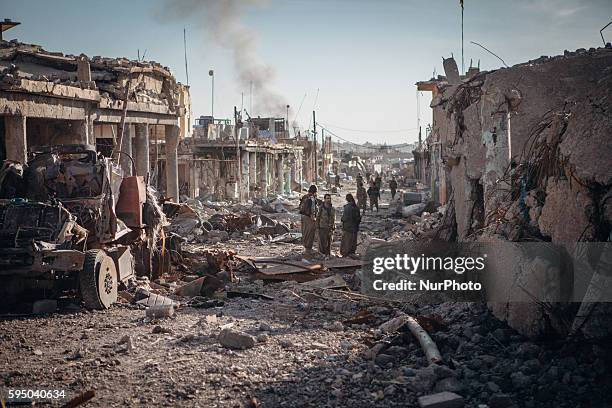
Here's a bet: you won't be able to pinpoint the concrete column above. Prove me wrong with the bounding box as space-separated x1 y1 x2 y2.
285 160 291 194
290 158 297 193
276 155 284 194
77 57 92 82
298 152 303 188
262 154 269 197
249 151 257 197
76 116 94 145
241 150 250 200
134 123 150 178
118 124 133 176
165 125 180 202
5 115 27 163
190 161 200 198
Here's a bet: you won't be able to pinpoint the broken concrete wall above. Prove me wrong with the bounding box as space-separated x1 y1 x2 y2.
433 48 612 337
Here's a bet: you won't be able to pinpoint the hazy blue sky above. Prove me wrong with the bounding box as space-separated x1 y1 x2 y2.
3 0 610 144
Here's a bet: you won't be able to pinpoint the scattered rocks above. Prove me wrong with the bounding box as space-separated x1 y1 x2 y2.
417 391 464 408
408 366 439 392
331 388 343 398
489 394 513 408
515 343 540 359
152 325 174 334
279 339 294 349
364 343 385 360
375 353 395 366
434 377 464 393
146 304 175 319
259 322 273 332
324 321 344 332
510 372 532 388
118 335 134 352
217 329 256 350
486 381 500 393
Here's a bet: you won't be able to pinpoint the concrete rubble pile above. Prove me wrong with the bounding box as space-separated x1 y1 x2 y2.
0 39 184 110
87 271 609 407
163 195 301 244
359 204 446 244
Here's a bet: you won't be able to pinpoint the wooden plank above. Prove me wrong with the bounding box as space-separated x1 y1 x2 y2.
256 263 321 276
322 258 368 269
302 274 347 289
252 271 318 283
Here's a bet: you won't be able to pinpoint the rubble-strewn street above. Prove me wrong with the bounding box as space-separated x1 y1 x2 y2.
2 188 611 407
2 2 612 407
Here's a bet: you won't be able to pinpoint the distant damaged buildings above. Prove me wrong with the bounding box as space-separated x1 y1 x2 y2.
0 39 191 202
181 114 313 201
0 36 318 205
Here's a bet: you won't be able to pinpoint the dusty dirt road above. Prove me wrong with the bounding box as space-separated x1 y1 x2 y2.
1 188 610 407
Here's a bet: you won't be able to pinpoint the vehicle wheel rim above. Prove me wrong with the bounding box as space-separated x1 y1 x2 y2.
98 256 117 307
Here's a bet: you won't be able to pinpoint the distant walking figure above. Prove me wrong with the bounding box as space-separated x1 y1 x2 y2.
340 193 361 257
367 182 380 212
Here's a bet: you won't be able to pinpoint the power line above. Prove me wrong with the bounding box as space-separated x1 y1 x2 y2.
470 41 509 68
293 92 307 125
316 123 415 150
318 122 419 134
309 88 320 129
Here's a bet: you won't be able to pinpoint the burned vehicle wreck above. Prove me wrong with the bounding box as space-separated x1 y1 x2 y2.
0 144 164 310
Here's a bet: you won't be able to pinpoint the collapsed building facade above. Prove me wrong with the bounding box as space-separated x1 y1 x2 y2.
0 39 191 202
416 47 612 337
179 115 309 201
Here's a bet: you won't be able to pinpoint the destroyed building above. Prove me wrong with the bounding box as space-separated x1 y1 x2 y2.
179 114 308 201
415 48 612 337
0 39 191 202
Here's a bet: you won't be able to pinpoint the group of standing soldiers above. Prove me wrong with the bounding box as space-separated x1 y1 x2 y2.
299 172 399 258
299 185 361 258
355 172 398 214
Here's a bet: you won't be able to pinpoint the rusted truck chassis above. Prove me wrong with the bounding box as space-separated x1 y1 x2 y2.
0 145 159 309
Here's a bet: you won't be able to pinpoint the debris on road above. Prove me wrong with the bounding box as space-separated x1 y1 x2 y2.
417 391 464 408
379 313 443 364
60 389 96 408
146 304 175 319
218 328 256 350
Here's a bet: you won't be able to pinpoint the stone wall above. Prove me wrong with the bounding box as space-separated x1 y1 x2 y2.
432 48 612 337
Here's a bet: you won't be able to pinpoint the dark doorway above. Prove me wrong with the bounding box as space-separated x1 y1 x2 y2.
0 116 6 162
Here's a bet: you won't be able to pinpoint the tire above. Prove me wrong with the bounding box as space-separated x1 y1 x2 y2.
79 249 118 310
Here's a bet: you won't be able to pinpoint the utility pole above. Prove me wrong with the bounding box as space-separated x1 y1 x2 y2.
460 0 464 74
250 81 253 115
286 104 290 138
418 126 422 148
234 106 241 202
312 110 317 182
209 70 214 118
321 127 325 176
183 28 189 85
